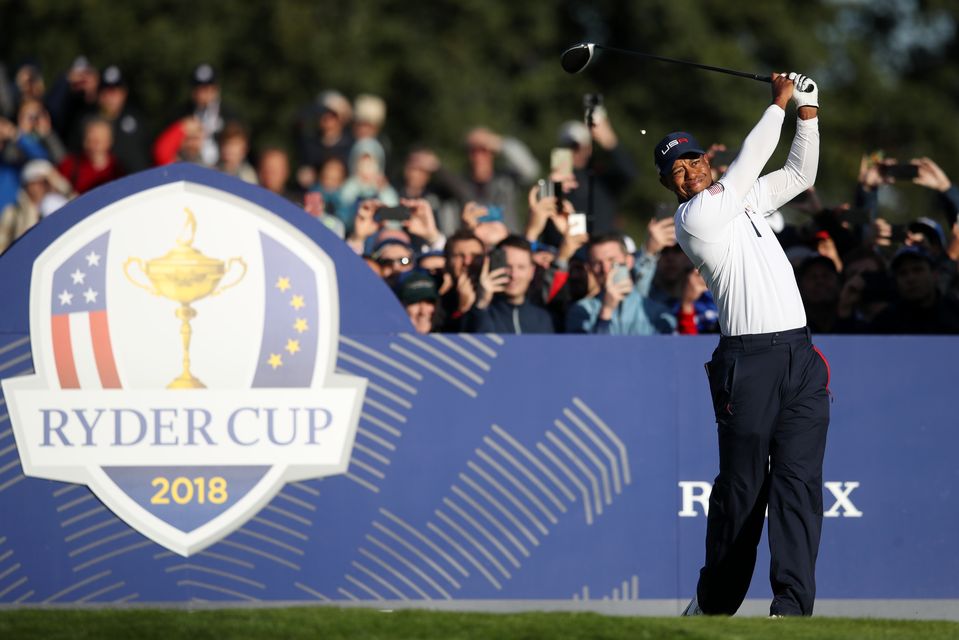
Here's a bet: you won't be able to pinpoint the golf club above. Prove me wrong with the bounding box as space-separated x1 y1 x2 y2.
562 42 790 86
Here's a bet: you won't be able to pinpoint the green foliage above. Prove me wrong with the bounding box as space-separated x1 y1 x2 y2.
1 0 956 238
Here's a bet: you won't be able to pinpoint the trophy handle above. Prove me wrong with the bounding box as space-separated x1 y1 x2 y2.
123 257 159 295
210 257 248 297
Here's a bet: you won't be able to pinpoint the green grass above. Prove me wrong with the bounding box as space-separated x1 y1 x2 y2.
2 608 958 640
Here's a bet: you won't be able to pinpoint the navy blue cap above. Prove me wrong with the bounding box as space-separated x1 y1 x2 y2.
891 245 935 271
653 132 706 176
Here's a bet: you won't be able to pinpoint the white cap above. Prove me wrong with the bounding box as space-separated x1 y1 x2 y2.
21 159 54 184
558 120 591 148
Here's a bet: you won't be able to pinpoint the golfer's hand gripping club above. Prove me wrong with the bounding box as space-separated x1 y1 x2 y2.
787 72 819 109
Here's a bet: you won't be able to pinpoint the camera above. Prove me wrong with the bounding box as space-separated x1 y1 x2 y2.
583 93 604 128
879 164 919 180
374 205 411 223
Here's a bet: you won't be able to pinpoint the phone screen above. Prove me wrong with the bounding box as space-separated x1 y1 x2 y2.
881 164 919 179
374 205 411 222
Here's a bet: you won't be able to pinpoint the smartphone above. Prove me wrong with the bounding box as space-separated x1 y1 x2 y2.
550 148 573 178
374 205 411 223
568 212 588 236
612 264 631 285
880 164 919 179
654 202 674 221
488 248 508 273
477 205 504 224
536 179 555 201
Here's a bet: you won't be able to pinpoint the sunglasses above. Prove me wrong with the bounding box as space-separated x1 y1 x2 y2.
376 256 412 268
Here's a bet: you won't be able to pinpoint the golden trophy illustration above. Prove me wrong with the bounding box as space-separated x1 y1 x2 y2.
124 208 247 389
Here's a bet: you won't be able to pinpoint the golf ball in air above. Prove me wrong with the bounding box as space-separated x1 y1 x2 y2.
641 129 646 135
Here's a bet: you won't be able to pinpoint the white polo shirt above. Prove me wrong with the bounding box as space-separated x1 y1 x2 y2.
675 105 819 336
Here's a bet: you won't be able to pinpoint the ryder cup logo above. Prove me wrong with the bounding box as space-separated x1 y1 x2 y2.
2 180 366 556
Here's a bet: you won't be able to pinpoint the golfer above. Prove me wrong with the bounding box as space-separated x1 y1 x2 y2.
656 72 829 617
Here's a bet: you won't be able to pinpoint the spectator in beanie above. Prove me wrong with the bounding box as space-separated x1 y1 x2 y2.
45 55 99 151
396 270 441 334
178 63 237 166
796 254 842 333
371 237 414 287
338 137 398 231
295 90 354 190
96 65 149 173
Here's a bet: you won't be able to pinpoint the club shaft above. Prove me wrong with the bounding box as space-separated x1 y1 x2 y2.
596 44 771 83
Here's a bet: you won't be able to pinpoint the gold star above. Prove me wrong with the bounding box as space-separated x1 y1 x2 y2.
285 339 301 355
290 294 305 310
267 353 283 369
275 277 291 292
293 318 309 333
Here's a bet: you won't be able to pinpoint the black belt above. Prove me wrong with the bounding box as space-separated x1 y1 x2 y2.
719 326 810 350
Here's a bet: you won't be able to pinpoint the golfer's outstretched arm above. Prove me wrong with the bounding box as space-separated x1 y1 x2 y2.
757 110 820 211
720 73 797 199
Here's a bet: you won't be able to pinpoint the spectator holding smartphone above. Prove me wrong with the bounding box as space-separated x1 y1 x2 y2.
566 233 675 334
439 229 487 332
463 235 554 334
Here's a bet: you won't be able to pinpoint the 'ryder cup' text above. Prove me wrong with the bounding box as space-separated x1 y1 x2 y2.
41 406 332 447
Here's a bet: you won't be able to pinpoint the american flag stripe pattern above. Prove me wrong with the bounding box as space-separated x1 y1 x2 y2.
50 232 121 390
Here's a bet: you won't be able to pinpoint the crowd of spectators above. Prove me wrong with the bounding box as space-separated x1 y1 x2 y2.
2 57 958 335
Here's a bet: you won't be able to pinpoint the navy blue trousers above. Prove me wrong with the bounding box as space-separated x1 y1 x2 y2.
698 326 830 616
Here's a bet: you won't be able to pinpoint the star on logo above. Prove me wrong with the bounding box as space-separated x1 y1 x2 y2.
70 269 86 285
85 251 101 267
58 290 73 306
285 339 300 355
276 276 291 292
267 353 283 370
293 318 309 333
83 288 98 303
290 294 305 310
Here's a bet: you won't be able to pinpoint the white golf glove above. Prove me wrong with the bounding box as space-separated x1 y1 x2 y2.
788 72 818 109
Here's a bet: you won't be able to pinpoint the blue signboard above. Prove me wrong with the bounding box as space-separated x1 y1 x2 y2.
0 166 955 611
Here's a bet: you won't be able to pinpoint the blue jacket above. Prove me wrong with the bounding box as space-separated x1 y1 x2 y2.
565 249 676 335
466 297 554 334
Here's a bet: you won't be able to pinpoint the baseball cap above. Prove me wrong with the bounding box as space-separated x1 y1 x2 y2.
558 120 591 148
191 63 217 86
890 245 935 271
907 217 946 248
20 159 55 184
653 132 705 176
397 270 439 306
100 65 125 88
372 238 413 259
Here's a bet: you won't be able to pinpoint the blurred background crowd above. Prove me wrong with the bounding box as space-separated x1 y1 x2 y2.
2 1 957 336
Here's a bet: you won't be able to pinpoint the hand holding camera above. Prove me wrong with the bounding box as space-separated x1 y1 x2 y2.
351 198 383 243
400 198 441 245
913 157 952 193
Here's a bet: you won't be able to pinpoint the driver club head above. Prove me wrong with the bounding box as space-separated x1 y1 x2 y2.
560 43 596 74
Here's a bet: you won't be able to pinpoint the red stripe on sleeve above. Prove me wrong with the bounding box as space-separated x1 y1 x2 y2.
89 310 121 388
51 315 80 389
